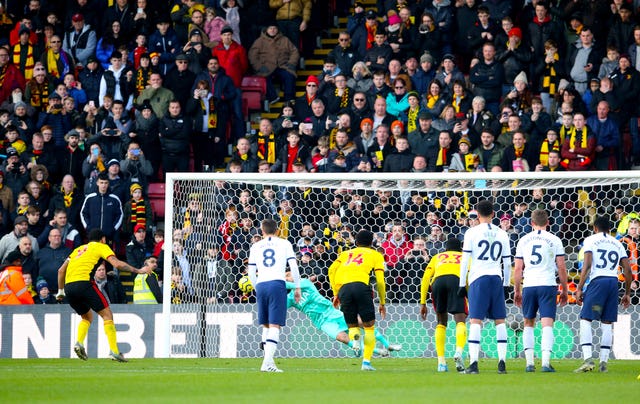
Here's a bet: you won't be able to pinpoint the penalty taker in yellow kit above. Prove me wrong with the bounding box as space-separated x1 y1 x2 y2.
57 229 152 362
420 238 468 373
329 230 386 371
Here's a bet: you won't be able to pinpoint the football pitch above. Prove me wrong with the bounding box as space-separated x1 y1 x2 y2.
2 358 639 403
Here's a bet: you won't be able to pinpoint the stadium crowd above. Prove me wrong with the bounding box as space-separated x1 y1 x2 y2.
1 0 640 306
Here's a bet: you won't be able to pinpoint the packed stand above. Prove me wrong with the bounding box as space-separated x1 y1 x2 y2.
0 0 640 305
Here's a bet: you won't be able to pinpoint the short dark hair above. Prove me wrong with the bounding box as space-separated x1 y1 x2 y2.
594 216 611 232
88 229 105 242
97 172 109 182
531 209 549 226
476 199 494 217
355 230 374 247
261 218 278 235
445 237 462 252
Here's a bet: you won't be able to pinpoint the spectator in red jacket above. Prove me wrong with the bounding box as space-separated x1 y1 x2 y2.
0 47 26 106
212 26 248 88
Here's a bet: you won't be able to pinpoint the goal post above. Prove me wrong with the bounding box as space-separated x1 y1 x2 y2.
159 171 640 358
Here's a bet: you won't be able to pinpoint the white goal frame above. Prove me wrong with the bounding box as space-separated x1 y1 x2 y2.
159 171 640 358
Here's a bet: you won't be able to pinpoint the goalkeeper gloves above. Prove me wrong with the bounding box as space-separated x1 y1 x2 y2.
56 290 65 302
457 287 467 298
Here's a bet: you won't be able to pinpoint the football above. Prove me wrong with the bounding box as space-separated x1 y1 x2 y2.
238 275 253 294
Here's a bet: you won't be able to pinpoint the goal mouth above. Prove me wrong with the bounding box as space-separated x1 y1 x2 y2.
159 171 640 358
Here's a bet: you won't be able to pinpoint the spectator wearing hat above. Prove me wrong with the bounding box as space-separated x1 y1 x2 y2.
3 147 30 198
80 172 123 240
218 0 243 44
353 117 375 155
102 158 127 204
183 28 212 75
248 23 300 103
126 223 151 272
164 53 197 108
450 135 480 172
0 47 26 107
148 16 181 76
566 25 602 96
385 13 411 62
39 34 75 80
0 215 39 262
411 52 436 95
433 53 465 97
78 56 104 105
497 27 532 91
0 249 34 305
62 13 96 67
408 110 438 158
32 277 55 304
294 75 324 122
10 24 40 81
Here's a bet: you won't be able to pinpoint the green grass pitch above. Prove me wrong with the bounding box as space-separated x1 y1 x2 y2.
2 358 639 403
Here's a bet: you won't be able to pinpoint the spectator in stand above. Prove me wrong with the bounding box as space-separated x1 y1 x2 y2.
527 1 564 89
450 136 479 173
364 30 392 73
272 130 312 173
204 7 227 45
501 131 539 172
473 129 503 171
132 101 161 180
11 25 39 81
367 124 394 171
386 12 411 61
248 23 299 104
165 53 197 108
567 26 602 96
609 4 635 64
414 13 442 65
126 223 150 269
434 53 465 97
330 31 359 76
47 176 83 232
411 52 436 96
136 72 175 119
228 137 259 173
381 221 413 286
3 148 30 198
80 172 123 241
365 69 391 105
535 129 562 171
496 28 532 96
0 250 34 305
425 130 455 172
33 278 55 304
270 0 311 49
560 112 597 171
386 77 410 118
384 136 414 172
469 42 504 115
62 13 96 67
467 5 499 61
0 216 39 262
39 34 74 81
182 28 211 75
408 111 438 158
423 79 449 119
35 228 70 293
148 15 181 77
120 142 153 191
587 100 621 170
295 75 323 122
103 0 136 43
159 99 191 175
104 159 128 206
122 183 153 235
95 20 127 69
609 53 640 163
99 50 135 111
25 64 53 114
93 260 126 304
36 93 72 148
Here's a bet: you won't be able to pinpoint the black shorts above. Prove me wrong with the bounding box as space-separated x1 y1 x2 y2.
431 275 467 315
65 280 109 315
338 282 376 325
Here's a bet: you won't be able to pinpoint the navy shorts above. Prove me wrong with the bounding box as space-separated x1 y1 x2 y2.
522 286 557 320
338 282 376 325
468 275 506 320
256 280 287 326
65 280 109 316
580 277 619 322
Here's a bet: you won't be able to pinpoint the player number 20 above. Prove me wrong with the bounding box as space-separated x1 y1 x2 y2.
477 240 503 261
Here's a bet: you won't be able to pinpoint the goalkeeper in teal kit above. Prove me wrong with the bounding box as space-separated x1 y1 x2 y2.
285 273 400 356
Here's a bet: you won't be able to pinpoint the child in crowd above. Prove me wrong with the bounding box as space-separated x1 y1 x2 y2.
123 183 153 235
34 278 57 304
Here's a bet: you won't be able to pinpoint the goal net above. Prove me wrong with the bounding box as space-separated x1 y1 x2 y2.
159 172 640 359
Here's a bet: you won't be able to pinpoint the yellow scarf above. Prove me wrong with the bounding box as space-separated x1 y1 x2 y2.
335 87 349 108
13 44 34 80
62 187 73 208
539 139 560 166
256 132 276 163
452 95 464 113
436 148 448 166
542 52 559 95
569 126 588 150
17 206 28 215
407 107 418 133
279 213 290 238
46 50 60 78
426 94 438 109
96 156 105 172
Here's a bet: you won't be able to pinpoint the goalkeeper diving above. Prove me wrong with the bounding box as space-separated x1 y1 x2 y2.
285 272 401 356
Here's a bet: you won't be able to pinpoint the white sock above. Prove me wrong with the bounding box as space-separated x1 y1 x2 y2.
580 319 593 361
261 327 269 344
263 327 280 366
496 323 507 362
523 326 534 366
468 323 481 364
541 326 554 367
600 323 613 363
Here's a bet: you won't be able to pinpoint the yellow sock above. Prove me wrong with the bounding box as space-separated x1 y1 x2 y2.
348 327 360 343
456 322 467 351
104 320 119 354
435 324 446 361
77 319 91 345
363 326 375 362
